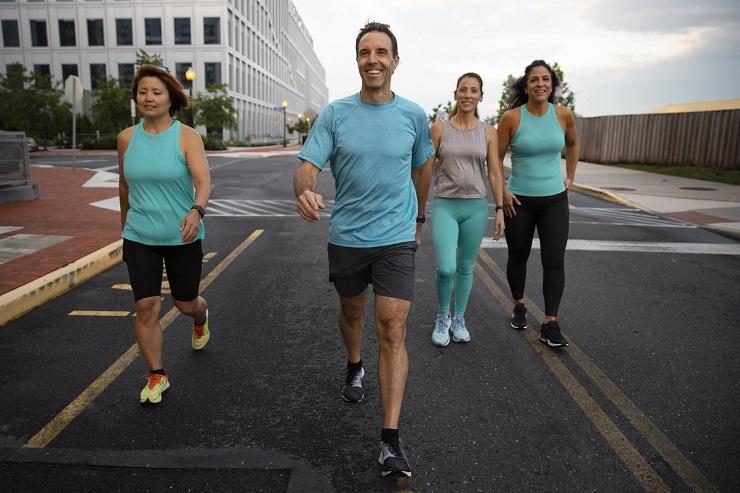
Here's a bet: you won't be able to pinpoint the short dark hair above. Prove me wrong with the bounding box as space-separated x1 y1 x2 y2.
355 21 398 58
510 60 560 109
131 64 190 117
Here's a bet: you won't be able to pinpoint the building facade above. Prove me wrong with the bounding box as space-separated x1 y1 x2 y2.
0 0 328 142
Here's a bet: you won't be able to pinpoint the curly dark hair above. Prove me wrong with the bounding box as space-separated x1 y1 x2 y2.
355 21 398 58
131 64 190 117
509 60 560 109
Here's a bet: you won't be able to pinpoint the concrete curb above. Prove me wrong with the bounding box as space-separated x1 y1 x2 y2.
0 240 123 326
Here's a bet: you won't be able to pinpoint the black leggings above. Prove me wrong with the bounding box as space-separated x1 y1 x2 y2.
504 191 568 317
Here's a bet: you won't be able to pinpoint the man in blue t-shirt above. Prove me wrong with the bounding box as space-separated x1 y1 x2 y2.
293 21 434 479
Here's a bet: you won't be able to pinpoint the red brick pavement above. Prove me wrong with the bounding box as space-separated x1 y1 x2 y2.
0 166 120 295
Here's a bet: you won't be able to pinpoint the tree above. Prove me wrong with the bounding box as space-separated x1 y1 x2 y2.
427 101 454 124
135 49 164 67
0 64 70 142
91 76 132 134
495 63 576 124
192 84 237 136
287 116 311 136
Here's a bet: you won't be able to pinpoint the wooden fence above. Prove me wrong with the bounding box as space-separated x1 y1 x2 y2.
575 110 740 170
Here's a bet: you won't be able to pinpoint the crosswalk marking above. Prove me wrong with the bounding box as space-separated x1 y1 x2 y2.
481 238 740 255
207 199 333 217
570 207 693 228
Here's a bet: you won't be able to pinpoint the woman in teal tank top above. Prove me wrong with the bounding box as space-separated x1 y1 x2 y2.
497 60 579 349
117 65 212 404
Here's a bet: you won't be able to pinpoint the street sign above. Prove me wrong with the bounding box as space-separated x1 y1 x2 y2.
64 75 83 107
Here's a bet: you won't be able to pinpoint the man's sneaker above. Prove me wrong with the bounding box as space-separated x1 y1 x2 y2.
139 373 170 404
451 315 470 343
431 313 451 347
378 440 412 478
511 303 528 330
192 309 210 350
341 366 365 402
539 321 569 348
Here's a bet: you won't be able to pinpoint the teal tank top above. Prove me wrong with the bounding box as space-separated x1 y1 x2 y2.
122 120 204 245
507 103 565 197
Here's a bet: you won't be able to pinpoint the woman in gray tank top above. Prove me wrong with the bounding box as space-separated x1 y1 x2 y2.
429 73 505 347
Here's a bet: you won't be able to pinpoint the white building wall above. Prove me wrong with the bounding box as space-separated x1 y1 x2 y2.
0 0 328 142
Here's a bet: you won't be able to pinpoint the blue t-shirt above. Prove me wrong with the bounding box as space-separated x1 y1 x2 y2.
298 93 434 248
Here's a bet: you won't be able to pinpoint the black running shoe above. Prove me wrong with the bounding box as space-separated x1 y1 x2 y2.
511 303 528 330
378 440 411 478
539 321 568 348
341 366 364 402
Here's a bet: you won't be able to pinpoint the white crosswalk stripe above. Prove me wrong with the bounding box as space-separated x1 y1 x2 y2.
481 238 740 255
207 199 333 217
569 207 692 228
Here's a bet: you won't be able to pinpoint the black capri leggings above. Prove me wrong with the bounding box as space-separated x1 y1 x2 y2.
504 191 568 317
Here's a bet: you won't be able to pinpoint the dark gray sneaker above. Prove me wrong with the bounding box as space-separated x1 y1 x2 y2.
511 303 528 330
378 440 411 478
539 321 568 348
341 366 364 402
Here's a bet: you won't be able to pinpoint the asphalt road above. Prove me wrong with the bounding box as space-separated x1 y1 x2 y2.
2 154 738 492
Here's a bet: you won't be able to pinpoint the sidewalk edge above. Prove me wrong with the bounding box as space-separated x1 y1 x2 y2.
0 240 123 326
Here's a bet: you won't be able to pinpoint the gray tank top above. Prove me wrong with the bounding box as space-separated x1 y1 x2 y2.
433 119 488 198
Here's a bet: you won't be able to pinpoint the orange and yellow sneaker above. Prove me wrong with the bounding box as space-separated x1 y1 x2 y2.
191 309 210 350
139 373 170 404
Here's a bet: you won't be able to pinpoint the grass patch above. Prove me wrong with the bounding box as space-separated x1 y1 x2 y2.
614 164 740 186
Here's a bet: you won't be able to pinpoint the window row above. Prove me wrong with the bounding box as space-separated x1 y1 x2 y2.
11 62 222 91
1 17 221 48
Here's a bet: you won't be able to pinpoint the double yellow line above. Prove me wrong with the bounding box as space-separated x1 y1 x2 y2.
475 249 717 492
25 229 263 449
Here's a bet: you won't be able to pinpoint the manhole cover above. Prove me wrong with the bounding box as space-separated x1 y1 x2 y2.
679 186 717 191
602 187 636 191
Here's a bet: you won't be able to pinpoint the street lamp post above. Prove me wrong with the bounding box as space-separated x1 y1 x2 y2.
281 100 288 147
185 66 196 127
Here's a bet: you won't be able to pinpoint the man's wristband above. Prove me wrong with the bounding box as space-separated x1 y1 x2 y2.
416 215 426 224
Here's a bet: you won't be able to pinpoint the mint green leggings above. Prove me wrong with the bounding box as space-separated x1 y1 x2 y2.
431 197 489 315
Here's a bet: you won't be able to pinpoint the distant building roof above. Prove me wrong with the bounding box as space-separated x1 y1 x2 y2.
649 98 740 114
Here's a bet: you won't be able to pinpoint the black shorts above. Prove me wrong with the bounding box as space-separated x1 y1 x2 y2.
122 239 203 302
327 241 417 301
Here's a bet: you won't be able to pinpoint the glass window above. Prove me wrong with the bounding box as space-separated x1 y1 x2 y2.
205 62 221 88
30 20 48 47
58 19 76 47
116 18 132 46
203 17 220 44
33 64 50 76
2 20 20 47
90 63 106 90
174 18 190 45
175 63 192 88
145 18 162 45
118 63 134 88
62 63 78 81
87 19 104 46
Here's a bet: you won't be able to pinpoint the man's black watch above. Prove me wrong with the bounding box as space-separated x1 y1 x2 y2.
416 215 426 224
191 205 205 218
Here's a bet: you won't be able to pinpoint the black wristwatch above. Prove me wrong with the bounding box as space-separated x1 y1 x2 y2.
191 204 205 218
495 205 504 213
416 215 426 224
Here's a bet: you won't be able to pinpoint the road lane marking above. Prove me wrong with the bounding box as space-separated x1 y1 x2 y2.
482 238 740 255
24 229 264 449
69 310 130 317
476 249 718 492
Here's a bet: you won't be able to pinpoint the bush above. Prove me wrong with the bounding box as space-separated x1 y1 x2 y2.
81 134 118 150
201 135 226 150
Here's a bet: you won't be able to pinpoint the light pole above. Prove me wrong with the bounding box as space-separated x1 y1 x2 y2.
185 66 196 127
281 100 288 147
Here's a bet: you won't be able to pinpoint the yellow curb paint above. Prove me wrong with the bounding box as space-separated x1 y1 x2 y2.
477 249 717 492
69 310 130 317
0 240 123 326
24 229 263 449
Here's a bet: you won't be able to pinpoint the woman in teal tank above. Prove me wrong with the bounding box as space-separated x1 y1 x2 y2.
117 65 212 404
427 73 505 347
497 60 579 349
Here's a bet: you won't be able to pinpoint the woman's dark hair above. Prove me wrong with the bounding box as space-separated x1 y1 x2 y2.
509 60 560 109
449 72 483 118
131 64 190 117
355 21 398 57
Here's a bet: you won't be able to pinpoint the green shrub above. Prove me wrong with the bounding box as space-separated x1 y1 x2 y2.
201 135 226 150
81 134 117 149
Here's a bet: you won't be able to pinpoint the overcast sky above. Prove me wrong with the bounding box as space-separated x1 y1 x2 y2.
290 0 740 118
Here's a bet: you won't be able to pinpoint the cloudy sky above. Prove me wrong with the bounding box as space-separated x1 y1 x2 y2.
290 0 740 118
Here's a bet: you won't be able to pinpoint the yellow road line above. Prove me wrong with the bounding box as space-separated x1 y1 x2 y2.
69 310 130 317
24 229 264 449
477 249 717 492
111 284 132 291
203 252 217 262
